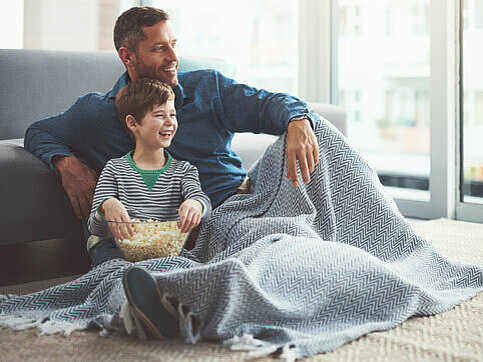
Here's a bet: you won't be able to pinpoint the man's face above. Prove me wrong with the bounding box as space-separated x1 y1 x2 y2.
131 21 179 87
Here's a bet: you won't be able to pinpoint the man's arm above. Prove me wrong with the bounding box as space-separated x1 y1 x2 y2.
53 155 98 219
213 71 319 135
213 71 320 187
24 96 98 219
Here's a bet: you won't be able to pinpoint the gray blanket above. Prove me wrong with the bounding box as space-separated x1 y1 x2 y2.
1 119 482 360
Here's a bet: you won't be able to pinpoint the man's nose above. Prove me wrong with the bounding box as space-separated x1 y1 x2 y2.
166 45 178 62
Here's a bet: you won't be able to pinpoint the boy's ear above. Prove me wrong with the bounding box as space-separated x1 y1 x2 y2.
125 115 137 132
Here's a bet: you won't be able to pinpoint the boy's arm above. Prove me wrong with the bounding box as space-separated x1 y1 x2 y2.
87 161 119 238
180 164 212 219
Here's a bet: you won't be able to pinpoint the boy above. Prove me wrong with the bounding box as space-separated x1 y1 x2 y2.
87 78 211 257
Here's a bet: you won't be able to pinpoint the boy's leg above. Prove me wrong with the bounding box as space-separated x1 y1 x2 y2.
82 219 124 268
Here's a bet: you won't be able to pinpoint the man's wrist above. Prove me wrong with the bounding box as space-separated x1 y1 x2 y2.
289 115 314 131
289 115 309 123
288 116 310 129
52 155 70 173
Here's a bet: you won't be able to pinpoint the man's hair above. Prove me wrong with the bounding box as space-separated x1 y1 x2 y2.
113 6 169 51
115 78 175 139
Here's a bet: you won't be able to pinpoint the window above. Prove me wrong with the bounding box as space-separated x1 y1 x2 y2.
330 0 482 221
1 0 137 51
334 0 431 201
145 0 299 94
1 0 298 95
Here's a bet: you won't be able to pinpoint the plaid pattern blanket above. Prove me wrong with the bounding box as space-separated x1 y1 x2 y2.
1 119 482 360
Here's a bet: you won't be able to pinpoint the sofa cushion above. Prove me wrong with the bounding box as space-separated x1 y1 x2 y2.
0 50 125 140
0 50 236 140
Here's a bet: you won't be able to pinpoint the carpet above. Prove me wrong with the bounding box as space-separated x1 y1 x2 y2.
0 218 482 361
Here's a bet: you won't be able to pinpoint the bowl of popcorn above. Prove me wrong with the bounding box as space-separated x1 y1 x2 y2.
106 219 189 262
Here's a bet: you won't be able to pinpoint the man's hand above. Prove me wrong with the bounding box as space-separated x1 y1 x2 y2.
178 199 203 234
285 118 319 187
53 155 97 219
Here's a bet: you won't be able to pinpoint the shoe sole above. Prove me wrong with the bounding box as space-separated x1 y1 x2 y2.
123 266 179 339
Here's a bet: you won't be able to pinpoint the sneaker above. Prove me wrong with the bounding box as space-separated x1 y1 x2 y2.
122 266 179 339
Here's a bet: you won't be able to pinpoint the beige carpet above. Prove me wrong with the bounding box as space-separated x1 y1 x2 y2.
1 218 482 361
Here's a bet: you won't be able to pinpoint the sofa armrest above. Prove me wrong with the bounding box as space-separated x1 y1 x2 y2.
0 139 82 245
308 103 347 136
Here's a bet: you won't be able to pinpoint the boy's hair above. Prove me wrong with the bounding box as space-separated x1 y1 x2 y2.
114 6 169 51
115 78 175 139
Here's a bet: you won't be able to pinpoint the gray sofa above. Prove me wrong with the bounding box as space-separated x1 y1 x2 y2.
0 49 346 248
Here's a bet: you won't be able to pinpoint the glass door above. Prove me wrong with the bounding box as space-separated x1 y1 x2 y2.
457 0 483 222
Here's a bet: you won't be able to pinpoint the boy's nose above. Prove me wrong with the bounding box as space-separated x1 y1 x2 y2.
164 117 175 126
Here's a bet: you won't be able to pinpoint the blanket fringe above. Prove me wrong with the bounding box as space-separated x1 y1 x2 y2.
0 314 86 336
119 300 147 340
223 334 300 361
0 294 16 302
178 302 201 344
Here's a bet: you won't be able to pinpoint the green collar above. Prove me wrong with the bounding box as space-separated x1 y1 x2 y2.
125 150 172 192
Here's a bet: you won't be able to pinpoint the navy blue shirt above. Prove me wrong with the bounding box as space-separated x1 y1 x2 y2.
25 70 318 207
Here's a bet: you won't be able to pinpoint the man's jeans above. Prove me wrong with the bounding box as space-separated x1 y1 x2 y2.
83 220 124 268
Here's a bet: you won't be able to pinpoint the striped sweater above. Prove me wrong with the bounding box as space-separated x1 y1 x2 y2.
87 151 211 238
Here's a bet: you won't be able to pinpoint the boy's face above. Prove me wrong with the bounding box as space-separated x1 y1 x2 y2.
133 99 177 149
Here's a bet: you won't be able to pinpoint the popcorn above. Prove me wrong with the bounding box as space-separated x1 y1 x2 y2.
112 219 188 262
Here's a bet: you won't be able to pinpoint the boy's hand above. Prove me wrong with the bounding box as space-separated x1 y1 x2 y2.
101 198 134 240
178 199 203 233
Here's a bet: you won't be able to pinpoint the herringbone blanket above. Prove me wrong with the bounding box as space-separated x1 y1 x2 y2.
1 120 482 360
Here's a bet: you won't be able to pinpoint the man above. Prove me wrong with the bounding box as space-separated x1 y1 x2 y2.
24 6 319 265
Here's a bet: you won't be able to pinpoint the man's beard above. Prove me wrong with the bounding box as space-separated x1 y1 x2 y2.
134 60 178 87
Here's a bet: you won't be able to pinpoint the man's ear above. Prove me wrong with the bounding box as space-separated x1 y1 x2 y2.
125 115 137 133
118 46 135 67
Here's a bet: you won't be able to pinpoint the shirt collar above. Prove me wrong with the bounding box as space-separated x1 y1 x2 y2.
173 80 186 109
107 71 130 99
108 71 187 109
